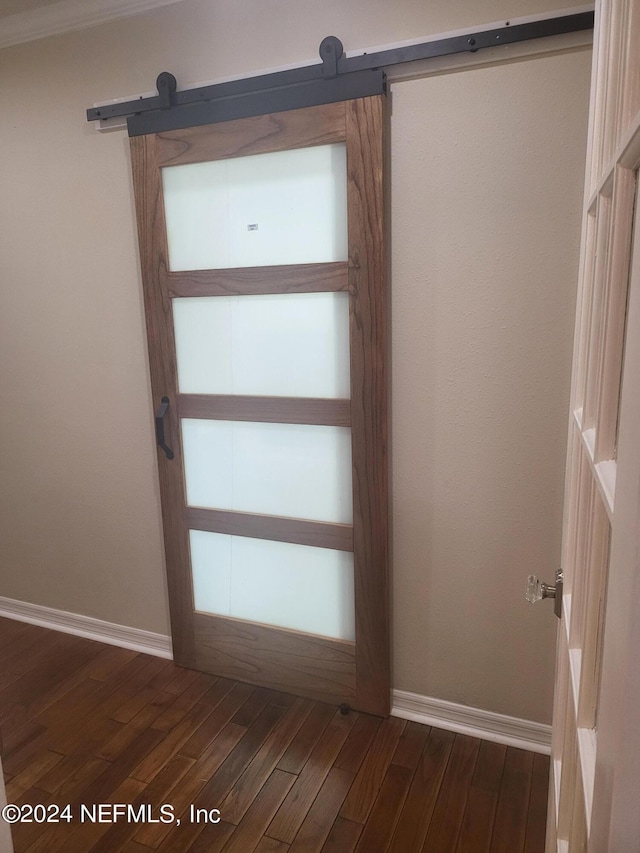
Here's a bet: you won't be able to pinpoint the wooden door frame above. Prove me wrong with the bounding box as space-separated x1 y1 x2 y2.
130 98 390 716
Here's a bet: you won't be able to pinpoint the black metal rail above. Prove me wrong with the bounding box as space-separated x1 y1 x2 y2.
85 10 594 136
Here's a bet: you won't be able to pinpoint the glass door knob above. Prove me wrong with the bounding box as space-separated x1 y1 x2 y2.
526 570 564 617
526 575 555 603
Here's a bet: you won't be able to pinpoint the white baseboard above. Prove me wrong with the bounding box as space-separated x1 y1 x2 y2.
0 596 551 753
0 596 173 660
392 689 551 754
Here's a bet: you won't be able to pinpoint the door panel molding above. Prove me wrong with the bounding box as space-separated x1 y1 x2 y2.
166 262 349 298
186 508 354 552
193 613 356 706
154 101 347 166
177 395 351 427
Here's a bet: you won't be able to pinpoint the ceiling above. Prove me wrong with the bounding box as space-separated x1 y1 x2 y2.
0 0 61 17
0 0 185 48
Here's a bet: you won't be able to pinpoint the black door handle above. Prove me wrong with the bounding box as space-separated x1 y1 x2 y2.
155 396 174 460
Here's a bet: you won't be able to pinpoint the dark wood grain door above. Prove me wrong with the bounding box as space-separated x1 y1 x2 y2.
130 97 389 715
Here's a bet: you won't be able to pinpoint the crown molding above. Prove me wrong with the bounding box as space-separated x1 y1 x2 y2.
0 0 186 49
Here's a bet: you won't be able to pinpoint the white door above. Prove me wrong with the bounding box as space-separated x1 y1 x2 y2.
545 0 640 848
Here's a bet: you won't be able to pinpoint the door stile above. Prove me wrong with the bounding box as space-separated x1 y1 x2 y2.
347 96 390 716
130 133 196 666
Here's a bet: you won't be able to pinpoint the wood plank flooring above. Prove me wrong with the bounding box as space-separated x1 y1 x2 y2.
0 618 549 852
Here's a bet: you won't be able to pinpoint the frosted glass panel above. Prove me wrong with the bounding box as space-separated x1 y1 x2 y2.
182 419 352 524
190 530 355 640
173 292 350 398
162 144 347 270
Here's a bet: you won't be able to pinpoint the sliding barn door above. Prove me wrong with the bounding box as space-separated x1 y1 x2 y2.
130 98 389 716
547 0 640 847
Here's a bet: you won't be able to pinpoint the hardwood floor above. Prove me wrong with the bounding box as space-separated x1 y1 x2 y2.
0 618 548 852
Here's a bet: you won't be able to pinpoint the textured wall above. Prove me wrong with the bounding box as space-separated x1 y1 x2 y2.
390 53 590 721
0 0 589 722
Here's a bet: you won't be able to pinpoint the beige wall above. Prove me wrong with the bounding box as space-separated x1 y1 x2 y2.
0 0 590 723
390 54 590 722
